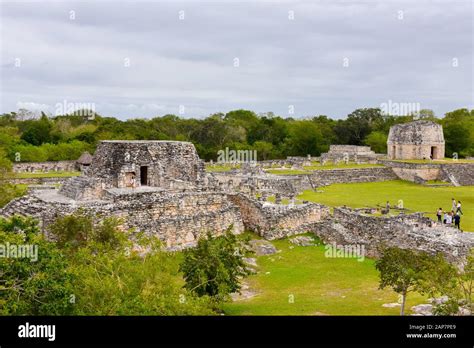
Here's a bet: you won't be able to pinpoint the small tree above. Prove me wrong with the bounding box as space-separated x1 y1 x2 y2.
179 228 251 300
416 250 474 315
375 247 427 315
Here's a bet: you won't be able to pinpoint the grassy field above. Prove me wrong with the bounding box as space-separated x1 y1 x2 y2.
298 180 474 232
224 235 426 315
205 164 240 172
16 171 81 179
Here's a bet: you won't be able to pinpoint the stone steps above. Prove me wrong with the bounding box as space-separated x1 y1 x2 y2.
59 176 91 199
0 195 46 219
441 165 474 186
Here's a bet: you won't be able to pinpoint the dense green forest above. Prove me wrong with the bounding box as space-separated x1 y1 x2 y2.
0 107 473 163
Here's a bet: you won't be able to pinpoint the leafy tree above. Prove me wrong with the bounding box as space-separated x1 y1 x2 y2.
179 228 251 300
20 114 52 146
375 247 429 315
364 131 387 153
416 250 474 315
443 123 472 158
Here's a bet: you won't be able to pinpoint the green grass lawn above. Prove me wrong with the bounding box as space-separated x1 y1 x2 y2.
205 164 240 172
16 171 81 179
298 180 474 232
223 236 427 315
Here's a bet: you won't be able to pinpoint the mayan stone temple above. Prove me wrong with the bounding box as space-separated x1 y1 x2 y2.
1 140 328 249
387 120 445 160
2 137 474 259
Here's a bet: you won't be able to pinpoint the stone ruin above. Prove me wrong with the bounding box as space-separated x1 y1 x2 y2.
1 139 472 263
314 207 474 264
387 120 445 160
1 140 327 249
320 145 378 164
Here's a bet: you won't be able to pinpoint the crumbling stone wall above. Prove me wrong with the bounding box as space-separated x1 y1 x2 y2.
212 167 398 196
379 160 442 181
228 193 330 240
12 161 78 173
1 189 244 249
439 163 474 186
314 207 474 263
379 160 474 185
320 145 378 164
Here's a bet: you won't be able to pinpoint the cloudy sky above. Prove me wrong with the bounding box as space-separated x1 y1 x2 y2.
0 0 472 120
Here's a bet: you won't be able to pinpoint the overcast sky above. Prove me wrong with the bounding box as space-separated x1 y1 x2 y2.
0 0 472 120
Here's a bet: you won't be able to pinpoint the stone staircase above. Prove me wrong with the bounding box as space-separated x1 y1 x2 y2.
440 164 474 186
0 195 46 219
59 176 93 200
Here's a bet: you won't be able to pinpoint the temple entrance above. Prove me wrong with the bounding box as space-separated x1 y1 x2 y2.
431 146 438 159
140 166 148 186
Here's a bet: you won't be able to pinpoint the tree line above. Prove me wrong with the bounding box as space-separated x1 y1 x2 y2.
0 107 473 163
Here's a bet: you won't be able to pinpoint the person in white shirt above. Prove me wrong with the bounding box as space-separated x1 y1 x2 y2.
445 212 453 225
456 201 463 215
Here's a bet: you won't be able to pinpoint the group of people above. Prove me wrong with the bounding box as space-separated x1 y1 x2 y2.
436 198 463 230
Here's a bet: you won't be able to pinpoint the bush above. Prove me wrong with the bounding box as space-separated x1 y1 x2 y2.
179 228 251 300
0 216 75 315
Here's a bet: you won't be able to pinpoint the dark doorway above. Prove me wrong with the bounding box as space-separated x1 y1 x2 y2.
431 146 437 159
140 166 148 185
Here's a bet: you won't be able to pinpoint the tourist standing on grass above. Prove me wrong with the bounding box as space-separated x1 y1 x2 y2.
443 211 448 224
454 213 461 230
386 201 390 212
457 201 463 215
446 212 453 225
436 208 442 222
452 198 457 212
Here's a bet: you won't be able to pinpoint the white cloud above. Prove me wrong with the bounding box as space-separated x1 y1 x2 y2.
1 0 472 119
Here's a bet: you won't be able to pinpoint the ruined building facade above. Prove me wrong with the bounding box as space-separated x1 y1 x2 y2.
387 120 445 160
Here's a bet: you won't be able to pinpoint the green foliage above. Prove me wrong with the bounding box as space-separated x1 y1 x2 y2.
180 228 251 300
0 150 26 207
0 216 75 315
375 247 431 315
1 214 218 315
416 250 474 315
10 140 91 162
20 114 52 146
364 131 387 153
376 247 474 316
48 211 126 250
1 106 473 162
69 232 216 315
